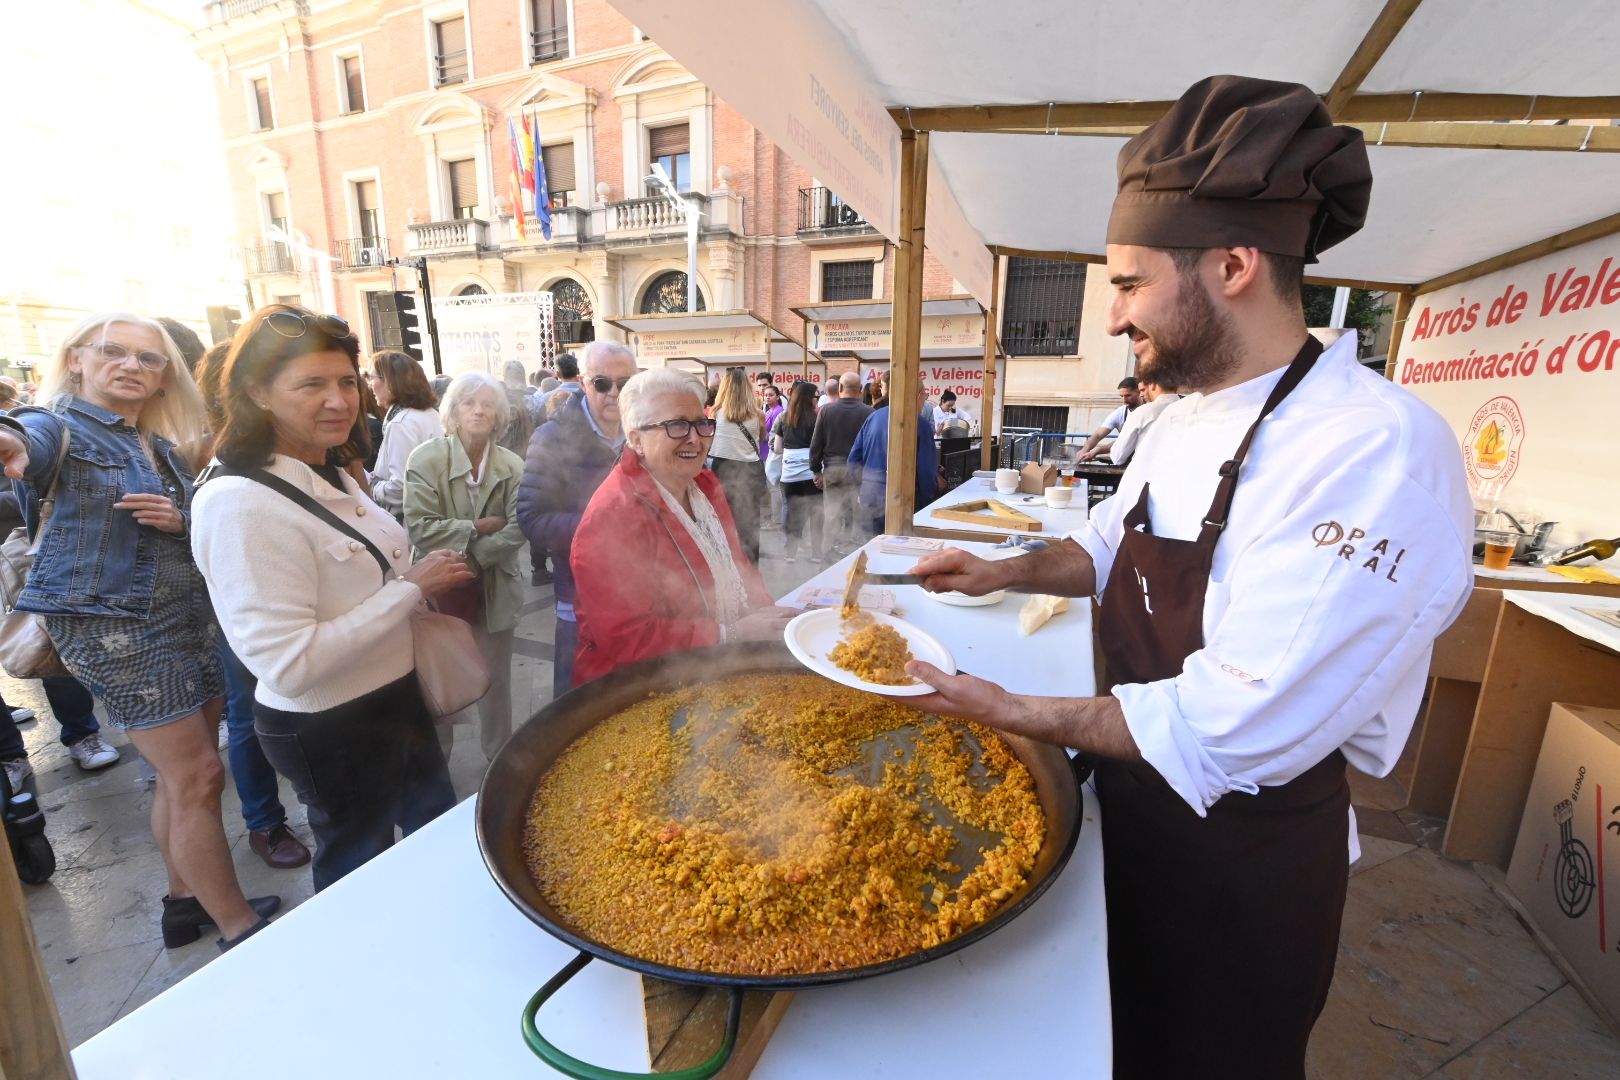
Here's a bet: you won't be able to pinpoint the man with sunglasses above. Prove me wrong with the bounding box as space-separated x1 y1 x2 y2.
516 341 637 696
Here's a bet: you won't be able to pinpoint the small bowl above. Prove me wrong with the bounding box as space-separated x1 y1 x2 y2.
1044 486 1074 508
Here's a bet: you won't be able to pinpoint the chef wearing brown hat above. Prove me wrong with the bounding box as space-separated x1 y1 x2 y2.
909 76 1474 1076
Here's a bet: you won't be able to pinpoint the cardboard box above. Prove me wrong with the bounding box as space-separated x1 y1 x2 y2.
1019 462 1056 495
1507 703 1620 1021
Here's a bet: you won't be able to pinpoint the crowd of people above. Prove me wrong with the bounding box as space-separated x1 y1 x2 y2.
1 307 966 951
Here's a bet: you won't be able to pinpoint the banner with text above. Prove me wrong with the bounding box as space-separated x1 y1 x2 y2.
633 325 768 361
855 362 991 405
433 293 553 376
808 314 984 356
1396 233 1620 543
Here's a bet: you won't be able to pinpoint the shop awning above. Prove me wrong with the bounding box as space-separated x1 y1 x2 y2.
791 297 984 361
602 309 816 368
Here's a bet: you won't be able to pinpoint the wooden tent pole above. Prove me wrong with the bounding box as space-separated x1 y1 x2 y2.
885 128 929 536
1 829 77 1080
801 316 808 379
1384 289 1414 381
981 252 1001 470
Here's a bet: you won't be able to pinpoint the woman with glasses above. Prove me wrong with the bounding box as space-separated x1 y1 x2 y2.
366 350 442 521
707 368 768 563
191 306 471 891
571 369 795 685
0 313 279 950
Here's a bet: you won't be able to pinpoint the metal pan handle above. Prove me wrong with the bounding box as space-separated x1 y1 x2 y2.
522 951 742 1080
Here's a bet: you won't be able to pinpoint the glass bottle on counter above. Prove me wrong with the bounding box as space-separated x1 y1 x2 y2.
1547 537 1620 565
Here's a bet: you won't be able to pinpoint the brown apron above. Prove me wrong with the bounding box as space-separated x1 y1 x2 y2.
1094 336 1350 1079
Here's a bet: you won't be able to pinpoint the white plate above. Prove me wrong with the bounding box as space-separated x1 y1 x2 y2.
783 609 956 696
927 588 1007 607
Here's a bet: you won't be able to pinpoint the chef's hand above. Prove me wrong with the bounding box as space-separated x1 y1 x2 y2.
909 547 1009 596
906 662 1018 729
0 429 29 479
404 549 475 598
733 606 799 641
115 493 185 533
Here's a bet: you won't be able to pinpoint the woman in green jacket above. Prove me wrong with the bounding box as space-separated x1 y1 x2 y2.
404 372 527 760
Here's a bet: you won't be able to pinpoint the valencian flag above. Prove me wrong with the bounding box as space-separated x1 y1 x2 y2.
506 117 528 240
517 112 538 230
529 111 553 241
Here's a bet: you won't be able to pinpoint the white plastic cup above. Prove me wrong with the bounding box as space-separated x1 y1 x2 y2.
1044 486 1074 508
994 468 1019 493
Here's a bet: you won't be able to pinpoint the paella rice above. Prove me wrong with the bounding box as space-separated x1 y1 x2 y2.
522 673 1045 975
829 611 915 686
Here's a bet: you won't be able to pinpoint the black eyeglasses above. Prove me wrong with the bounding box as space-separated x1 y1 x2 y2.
639 418 717 440
75 341 169 370
263 311 351 340
589 375 633 393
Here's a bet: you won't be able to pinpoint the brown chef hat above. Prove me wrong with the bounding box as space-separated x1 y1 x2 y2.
1106 75 1372 263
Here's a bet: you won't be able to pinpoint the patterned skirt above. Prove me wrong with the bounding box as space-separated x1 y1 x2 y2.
45 539 225 731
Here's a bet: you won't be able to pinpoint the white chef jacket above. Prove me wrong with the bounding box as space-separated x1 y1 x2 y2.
1108 392 1181 464
1069 333 1474 831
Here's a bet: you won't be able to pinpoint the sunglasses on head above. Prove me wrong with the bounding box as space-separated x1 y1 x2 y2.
589 375 633 393
263 311 351 341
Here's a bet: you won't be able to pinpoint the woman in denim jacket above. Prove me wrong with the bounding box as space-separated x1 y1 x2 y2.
0 313 277 950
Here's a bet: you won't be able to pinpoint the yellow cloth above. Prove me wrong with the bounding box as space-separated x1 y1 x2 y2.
1546 564 1620 585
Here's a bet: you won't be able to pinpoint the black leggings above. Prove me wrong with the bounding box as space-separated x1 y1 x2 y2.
254 674 455 892
710 456 767 563
781 479 821 543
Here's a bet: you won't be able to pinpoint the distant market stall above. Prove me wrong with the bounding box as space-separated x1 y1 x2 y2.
604 309 825 386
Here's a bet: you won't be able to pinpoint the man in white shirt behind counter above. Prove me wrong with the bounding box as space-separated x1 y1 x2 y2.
906 75 1473 1078
1105 377 1179 465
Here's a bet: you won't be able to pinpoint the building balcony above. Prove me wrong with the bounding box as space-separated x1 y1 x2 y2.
243 242 296 275
204 0 309 25
602 190 743 247
332 237 390 270
498 205 590 250
407 218 490 257
797 186 876 243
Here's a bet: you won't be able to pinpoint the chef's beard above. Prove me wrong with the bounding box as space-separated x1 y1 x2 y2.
1133 275 1241 392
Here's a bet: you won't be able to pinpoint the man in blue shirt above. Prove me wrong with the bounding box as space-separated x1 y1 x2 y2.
847 380 939 537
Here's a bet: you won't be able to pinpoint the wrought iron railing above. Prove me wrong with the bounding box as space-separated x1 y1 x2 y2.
243 242 295 274
798 186 868 231
554 319 594 345
408 218 488 253
530 24 568 63
332 237 389 269
435 49 468 86
1001 317 1079 356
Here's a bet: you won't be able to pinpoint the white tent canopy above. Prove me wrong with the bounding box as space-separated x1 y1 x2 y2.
616 0 1620 296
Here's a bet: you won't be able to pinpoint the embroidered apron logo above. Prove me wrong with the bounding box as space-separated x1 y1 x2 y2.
1311 522 1406 582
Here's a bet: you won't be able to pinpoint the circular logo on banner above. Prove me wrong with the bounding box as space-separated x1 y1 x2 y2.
1462 395 1526 486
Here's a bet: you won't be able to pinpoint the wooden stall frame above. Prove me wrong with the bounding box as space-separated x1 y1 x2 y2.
884 128 929 536
1 824 77 1080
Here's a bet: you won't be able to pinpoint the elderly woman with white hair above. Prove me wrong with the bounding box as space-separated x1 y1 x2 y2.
571 368 797 684
404 372 526 760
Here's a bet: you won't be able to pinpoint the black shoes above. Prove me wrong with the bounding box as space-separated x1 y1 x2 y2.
218 917 271 953
161 894 281 948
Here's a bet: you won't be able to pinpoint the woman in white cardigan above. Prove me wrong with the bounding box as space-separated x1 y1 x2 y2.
192 307 474 891
366 350 442 520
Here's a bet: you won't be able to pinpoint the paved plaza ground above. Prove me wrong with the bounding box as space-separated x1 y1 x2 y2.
9 535 1619 1077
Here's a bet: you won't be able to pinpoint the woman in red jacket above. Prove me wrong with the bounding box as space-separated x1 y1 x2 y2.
571 369 797 685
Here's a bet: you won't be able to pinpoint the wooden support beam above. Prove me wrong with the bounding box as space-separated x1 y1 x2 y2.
1384 289 1414 381
892 93 1620 133
1415 210 1620 295
988 246 1107 263
1351 120 1620 153
1324 0 1426 117
981 252 1001 471
1 827 77 1080
885 129 929 536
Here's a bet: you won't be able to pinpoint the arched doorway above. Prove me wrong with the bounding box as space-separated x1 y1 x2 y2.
638 271 706 314
548 279 595 345
453 283 488 296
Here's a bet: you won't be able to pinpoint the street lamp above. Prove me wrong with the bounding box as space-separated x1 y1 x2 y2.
645 163 703 312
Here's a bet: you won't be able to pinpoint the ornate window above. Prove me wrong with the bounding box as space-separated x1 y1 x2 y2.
639 271 706 314
549 279 594 343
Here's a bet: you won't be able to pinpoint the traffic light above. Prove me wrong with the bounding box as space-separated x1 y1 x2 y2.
374 291 424 364
205 305 242 345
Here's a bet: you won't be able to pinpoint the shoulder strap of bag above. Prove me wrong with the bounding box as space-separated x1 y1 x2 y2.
214 465 392 578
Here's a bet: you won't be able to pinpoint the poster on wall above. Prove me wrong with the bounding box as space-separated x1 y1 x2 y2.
434 293 555 376
1394 234 1620 544
634 325 768 360
808 314 983 355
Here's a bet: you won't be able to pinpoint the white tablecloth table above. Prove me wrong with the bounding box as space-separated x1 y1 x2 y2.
914 476 1090 541
73 545 1109 1078
1501 588 1620 652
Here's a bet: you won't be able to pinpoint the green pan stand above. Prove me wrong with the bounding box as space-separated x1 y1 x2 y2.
522 951 743 1080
